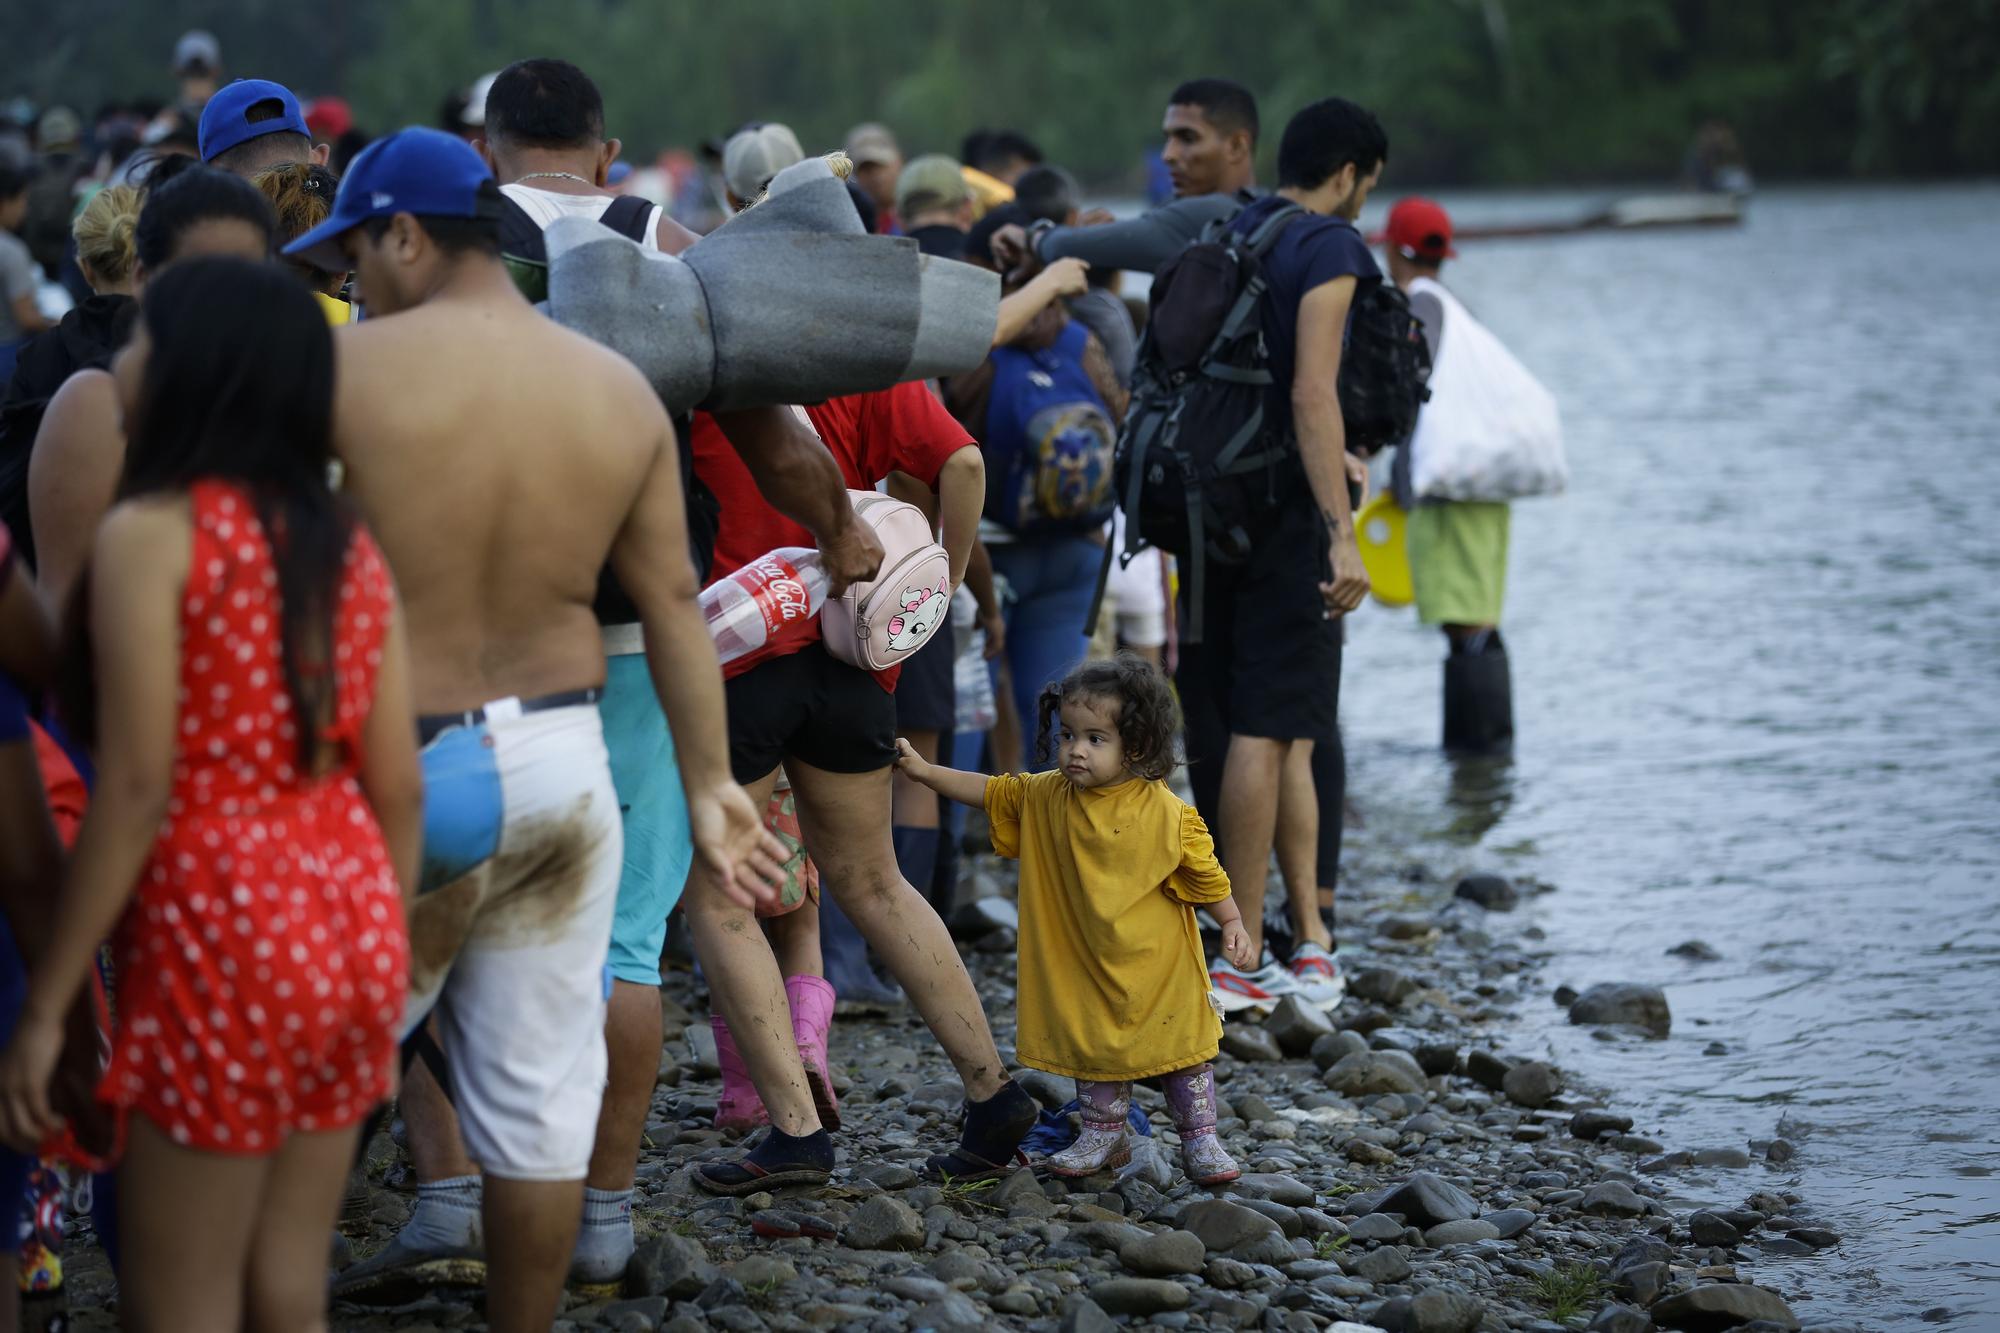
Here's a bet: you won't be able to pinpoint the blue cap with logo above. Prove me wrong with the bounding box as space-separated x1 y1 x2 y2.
198 78 311 162
284 127 497 271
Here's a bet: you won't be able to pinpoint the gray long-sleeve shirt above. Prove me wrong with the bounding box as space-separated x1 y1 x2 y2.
1031 191 1251 276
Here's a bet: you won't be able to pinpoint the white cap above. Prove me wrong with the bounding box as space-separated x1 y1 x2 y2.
174 30 221 75
462 71 500 128
723 122 804 202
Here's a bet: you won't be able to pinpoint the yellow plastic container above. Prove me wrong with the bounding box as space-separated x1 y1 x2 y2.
1356 492 1413 607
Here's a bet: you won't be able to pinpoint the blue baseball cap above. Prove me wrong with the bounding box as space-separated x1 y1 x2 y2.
198 78 311 162
284 127 498 271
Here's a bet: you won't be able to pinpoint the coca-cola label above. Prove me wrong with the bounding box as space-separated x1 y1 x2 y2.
737 554 815 637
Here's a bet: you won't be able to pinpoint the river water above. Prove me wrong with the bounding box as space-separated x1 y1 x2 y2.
1333 183 2000 1327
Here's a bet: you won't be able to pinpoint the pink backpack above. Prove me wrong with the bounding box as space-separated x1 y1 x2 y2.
822 490 953 671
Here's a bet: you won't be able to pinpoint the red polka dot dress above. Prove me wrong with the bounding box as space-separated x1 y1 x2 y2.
98 481 409 1153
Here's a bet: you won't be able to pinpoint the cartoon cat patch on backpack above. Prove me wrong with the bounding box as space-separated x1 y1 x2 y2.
888 577 950 652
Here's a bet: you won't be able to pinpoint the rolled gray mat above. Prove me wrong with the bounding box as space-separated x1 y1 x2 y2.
545 157 998 416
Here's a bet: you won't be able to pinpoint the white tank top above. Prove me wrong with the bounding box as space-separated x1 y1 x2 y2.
498 183 665 252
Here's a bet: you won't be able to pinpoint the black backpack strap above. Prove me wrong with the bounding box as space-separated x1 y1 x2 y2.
1082 531 1118 638
602 193 656 243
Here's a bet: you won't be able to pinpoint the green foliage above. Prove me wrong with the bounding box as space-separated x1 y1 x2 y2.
4 0 1996 183
1526 1261 1606 1324
1313 1231 1351 1258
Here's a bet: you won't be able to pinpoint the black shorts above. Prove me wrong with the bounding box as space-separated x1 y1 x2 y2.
725 642 897 784
893 627 957 733
1174 499 1342 744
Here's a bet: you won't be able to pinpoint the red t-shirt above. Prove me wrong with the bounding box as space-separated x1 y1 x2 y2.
691 382 973 688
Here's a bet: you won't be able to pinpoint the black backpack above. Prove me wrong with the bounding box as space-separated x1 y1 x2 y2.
1338 281 1432 457
1096 202 1304 642
499 192 655 302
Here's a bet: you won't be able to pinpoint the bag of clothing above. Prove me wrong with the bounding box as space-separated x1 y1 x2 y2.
1406 277 1565 502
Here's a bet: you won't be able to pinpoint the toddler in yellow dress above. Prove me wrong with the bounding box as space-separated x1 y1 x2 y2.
895 652 1258 1184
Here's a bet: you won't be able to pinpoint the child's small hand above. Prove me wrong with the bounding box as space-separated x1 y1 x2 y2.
893 737 926 778
1220 922 1255 971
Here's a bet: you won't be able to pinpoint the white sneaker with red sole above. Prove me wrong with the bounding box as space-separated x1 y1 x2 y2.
1209 954 1304 1013
1288 940 1346 1010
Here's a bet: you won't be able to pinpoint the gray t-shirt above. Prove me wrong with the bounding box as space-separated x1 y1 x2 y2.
0 231 38 343
1031 191 1249 276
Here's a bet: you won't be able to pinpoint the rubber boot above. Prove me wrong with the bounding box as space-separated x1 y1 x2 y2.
1163 1063 1240 1185
1442 630 1515 755
819 891 904 1012
785 974 841 1131
711 1014 770 1134
1045 1080 1132 1177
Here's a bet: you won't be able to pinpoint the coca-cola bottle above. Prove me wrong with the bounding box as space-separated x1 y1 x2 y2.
700 546 829 665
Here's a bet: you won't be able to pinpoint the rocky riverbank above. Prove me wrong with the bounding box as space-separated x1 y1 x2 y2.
53 819 1858 1332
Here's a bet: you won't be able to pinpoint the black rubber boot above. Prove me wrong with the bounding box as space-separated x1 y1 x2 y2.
1442 631 1515 755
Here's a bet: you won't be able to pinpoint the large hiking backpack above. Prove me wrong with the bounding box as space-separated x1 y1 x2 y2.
982 320 1118 536
499 191 655 302
1338 281 1432 456
1101 202 1304 642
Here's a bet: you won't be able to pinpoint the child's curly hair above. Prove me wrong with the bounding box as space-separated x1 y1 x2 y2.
1036 652 1183 781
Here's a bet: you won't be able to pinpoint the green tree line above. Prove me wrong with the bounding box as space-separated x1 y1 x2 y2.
6 0 1997 186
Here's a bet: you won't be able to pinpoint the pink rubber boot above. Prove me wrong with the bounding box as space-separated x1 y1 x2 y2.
1045 1081 1132 1177
711 1014 770 1135
1164 1062 1241 1185
786 974 842 1132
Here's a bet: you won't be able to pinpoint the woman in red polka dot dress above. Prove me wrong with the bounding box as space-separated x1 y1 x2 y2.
0 258 423 1328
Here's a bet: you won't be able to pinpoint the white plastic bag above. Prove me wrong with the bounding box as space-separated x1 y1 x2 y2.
1407 278 1567 503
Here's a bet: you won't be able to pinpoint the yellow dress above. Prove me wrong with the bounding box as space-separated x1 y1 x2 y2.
985 770 1231 1081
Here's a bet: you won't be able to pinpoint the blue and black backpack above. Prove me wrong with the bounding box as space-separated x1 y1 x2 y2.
981 320 1118 536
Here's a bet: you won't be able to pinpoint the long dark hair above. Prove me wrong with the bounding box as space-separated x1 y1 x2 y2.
133 164 276 271
120 257 352 769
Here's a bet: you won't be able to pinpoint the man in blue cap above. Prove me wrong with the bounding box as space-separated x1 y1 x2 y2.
198 77 329 177
287 126 786 1332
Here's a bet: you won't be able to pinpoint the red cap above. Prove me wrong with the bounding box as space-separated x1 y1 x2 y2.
304 96 352 142
1386 197 1457 260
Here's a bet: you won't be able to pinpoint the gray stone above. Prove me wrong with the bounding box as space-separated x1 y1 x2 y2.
1414 1043 1462 1077
1612 1261 1668 1306
1371 1172 1480 1227
1521 1170 1569 1190
992 1166 1052 1209
1688 1211 1742 1247
1235 1093 1281 1124
1611 1235 1673 1275
1588 1304 1655 1333
1184 1192 1280 1248
1089 1278 1190 1316
1581 1182 1649 1218
1568 983 1672 1038
1235 1196 1304 1236
1410 1284 1485 1333
1483 1208 1537 1239
1058 1296 1119 1333
1203 1257 1259 1289
1119 1228 1206 1277
683 1023 719 1075
1370 1295 1415 1331
1641 1152 1694 1174
1465 1049 1513 1092
1613 1135 1668 1155
1503 1061 1564 1109
1234 1172 1316 1206
1348 1246 1412 1284
991 1287 1039 1316
1351 967 1421 1006
1423 1218 1501 1247
1572 1109 1635 1140
858 1162 920 1190
913 1293 990 1329
881 1275 952 1302
1667 940 1722 961
1346 1137 1399 1166
1312 1029 1372 1071
628 1234 718 1300
597 1296 671 1329
1221 1024 1285 1063
1789 1226 1839 1249
1266 995 1338 1054
1015 1067 1073 1110
1348 1212 1407 1242
727 1254 796 1288
1693 1147 1753 1169
839 1195 926 1250
1755 1236 1814 1256
1454 875 1519 911
1764 1138 1797 1164
1325 1050 1428 1097
1650 1283 1799 1330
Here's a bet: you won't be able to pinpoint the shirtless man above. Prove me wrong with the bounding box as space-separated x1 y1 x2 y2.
286 126 785 1332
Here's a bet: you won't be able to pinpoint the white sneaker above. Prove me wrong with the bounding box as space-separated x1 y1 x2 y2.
1288 941 1346 1011
1209 953 1303 1013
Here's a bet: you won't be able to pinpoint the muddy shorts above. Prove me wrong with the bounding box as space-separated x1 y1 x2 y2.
599 650 694 986
406 701 622 1182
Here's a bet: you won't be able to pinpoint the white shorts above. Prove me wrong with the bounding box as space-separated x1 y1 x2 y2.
1105 512 1168 648
407 703 622 1182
